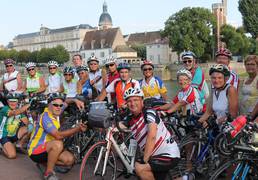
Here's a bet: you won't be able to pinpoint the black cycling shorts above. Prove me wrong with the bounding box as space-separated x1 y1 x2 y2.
0 136 18 145
30 152 48 164
149 155 179 173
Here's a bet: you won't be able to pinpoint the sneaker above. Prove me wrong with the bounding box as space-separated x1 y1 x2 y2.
44 172 60 180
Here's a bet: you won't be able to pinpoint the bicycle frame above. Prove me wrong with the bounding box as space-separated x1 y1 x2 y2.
94 126 135 176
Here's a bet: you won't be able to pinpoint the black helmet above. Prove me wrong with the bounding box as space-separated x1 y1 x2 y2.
6 92 20 101
63 66 74 75
76 66 88 73
209 64 230 77
47 93 66 104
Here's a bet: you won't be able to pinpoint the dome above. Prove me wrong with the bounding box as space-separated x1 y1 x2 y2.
98 2 113 29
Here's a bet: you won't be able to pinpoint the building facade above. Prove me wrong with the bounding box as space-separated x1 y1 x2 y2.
13 24 95 54
99 1 113 30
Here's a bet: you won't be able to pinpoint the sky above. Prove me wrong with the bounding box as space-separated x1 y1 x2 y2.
0 0 242 46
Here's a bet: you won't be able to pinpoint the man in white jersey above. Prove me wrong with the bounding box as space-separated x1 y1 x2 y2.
123 87 180 180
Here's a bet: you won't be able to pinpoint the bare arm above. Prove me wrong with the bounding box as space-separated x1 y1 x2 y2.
228 86 238 118
167 101 186 113
101 68 107 91
143 123 157 162
16 72 23 91
96 88 107 101
49 124 86 140
59 84 64 93
77 81 82 94
37 76 46 93
8 104 30 117
159 103 173 110
160 92 168 101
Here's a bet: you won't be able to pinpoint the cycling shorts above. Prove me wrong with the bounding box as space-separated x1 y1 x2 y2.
30 143 48 163
0 136 18 145
148 155 179 173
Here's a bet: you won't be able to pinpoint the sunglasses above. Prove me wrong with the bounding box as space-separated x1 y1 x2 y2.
90 63 98 66
49 67 57 70
143 68 153 71
78 71 85 75
64 73 72 76
5 64 13 68
183 60 193 64
52 103 64 108
27 68 35 72
106 63 115 68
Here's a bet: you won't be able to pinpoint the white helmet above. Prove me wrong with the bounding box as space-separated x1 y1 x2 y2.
48 60 59 67
87 55 99 64
177 69 192 80
25 62 36 69
123 87 144 100
105 56 117 65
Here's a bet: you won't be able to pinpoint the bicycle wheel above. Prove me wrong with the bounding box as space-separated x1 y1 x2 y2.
80 141 117 180
209 158 258 180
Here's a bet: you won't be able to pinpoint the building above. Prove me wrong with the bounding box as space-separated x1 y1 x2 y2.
0 44 5 50
146 38 177 65
212 0 227 49
80 27 138 65
98 1 113 30
12 24 95 54
125 31 161 46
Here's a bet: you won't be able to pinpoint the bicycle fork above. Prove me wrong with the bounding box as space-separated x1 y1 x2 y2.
232 162 250 180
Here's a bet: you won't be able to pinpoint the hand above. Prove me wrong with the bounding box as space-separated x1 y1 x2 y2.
75 99 84 110
90 80 95 85
216 116 227 125
77 123 87 132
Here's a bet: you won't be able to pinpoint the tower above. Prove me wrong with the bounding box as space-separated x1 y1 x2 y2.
98 1 113 30
222 0 227 17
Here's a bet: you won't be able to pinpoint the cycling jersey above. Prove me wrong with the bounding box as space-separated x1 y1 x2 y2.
128 109 180 158
227 70 239 90
172 85 203 115
28 108 60 156
0 106 26 139
62 79 77 98
46 72 62 93
82 80 92 98
106 71 120 101
139 76 167 100
240 75 258 114
191 66 209 102
89 69 103 93
26 72 41 93
106 78 140 108
2 70 19 92
212 83 230 119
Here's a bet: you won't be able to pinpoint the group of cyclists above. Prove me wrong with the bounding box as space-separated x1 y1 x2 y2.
0 47 257 180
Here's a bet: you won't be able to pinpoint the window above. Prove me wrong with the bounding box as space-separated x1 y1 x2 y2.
82 53 85 58
91 40 95 49
100 51 105 57
158 54 161 63
100 39 105 48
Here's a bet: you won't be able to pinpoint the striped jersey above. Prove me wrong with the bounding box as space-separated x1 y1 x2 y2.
227 70 239 90
128 109 180 158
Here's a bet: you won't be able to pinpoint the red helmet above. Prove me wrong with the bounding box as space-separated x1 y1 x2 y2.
141 60 154 70
215 48 232 59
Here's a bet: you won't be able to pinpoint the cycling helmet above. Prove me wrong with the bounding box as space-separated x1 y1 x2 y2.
177 69 192 80
48 60 59 67
25 62 36 70
123 87 144 100
141 60 154 70
104 56 117 65
6 92 20 101
47 92 66 104
76 65 88 73
117 62 131 71
181 51 197 60
209 64 230 77
4 58 15 65
63 66 74 75
215 48 232 59
87 55 99 64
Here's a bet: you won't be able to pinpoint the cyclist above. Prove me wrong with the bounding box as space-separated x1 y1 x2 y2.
72 54 84 80
181 51 209 109
104 56 119 103
60 66 78 98
159 69 204 116
215 48 240 90
76 65 90 95
123 87 180 180
45 61 62 94
240 55 258 114
0 59 23 93
199 64 238 127
87 55 107 99
96 62 140 109
24 62 46 95
139 60 168 101
27 93 87 180
0 93 30 159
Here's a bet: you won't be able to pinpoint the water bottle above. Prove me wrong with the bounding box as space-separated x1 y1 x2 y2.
128 139 137 157
119 142 128 156
230 115 247 138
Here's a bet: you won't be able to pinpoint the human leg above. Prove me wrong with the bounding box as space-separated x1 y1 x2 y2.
135 162 155 180
1 138 16 159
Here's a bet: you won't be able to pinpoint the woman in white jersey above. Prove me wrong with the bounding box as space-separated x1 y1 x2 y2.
87 55 107 99
60 66 77 98
45 61 62 93
1 59 23 93
199 64 238 127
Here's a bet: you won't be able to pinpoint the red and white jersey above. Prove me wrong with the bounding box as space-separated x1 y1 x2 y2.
172 85 203 115
128 109 180 158
227 70 239 90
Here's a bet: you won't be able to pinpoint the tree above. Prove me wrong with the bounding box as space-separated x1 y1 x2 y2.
0 50 8 61
131 44 146 59
29 51 39 63
239 0 258 38
17 50 31 63
162 7 216 59
52 45 70 64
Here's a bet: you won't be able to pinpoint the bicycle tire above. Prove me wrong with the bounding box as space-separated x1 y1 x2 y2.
80 141 117 180
209 158 258 180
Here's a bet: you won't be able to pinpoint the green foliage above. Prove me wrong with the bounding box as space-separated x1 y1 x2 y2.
220 24 252 56
17 50 31 63
238 0 258 38
131 44 146 59
162 7 216 58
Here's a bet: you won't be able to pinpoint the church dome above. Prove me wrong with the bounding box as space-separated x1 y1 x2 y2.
98 2 113 29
